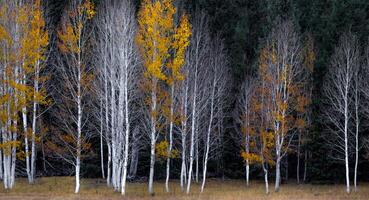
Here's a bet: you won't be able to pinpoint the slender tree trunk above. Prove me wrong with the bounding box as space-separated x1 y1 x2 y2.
75 100 81 193
344 83 350 194
246 159 249 186
22 104 31 183
262 161 269 194
75 65 82 193
180 80 188 192
245 133 250 186
354 80 359 192
201 83 215 193
21 72 31 183
275 156 281 191
195 122 199 183
100 98 105 179
30 62 40 183
186 76 197 194
275 133 281 192
148 82 157 195
121 68 130 195
165 85 175 192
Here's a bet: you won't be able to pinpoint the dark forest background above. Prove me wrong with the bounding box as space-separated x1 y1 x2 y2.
42 0 369 184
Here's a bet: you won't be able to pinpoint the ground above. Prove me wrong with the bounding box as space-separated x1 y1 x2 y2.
0 177 368 200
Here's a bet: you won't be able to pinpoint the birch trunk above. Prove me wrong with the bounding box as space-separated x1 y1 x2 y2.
186 73 197 194
121 61 130 195
180 81 188 191
165 85 174 192
75 72 82 194
148 82 157 195
201 77 216 193
354 75 359 191
344 75 350 194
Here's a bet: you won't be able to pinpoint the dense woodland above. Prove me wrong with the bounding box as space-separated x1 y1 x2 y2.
1 0 369 196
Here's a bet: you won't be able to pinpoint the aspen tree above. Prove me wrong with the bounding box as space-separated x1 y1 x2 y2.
136 0 191 194
19 0 48 184
55 0 95 193
323 32 360 194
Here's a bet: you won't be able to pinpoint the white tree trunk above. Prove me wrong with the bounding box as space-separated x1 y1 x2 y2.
75 70 82 194
148 83 157 195
186 76 197 194
148 138 156 195
201 78 216 193
354 79 359 192
30 62 40 184
263 162 269 194
22 104 31 183
275 156 281 191
245 134 250 186
121 66 130 195
100 98 105 179
344 81 350 194
165 85 174 192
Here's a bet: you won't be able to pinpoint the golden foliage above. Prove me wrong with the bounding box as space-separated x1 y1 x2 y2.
155 140 179 160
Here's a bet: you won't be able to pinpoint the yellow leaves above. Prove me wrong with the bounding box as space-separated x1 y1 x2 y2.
58 0 95 54
137 0 191 83
0 141 22 156
137 0 191 142
58 24 80 54
80 0 96 20
240 151 261 164
156 140 168 159
169 14 191 84
0 25 11 45
155 140 179 160
21 0 49 69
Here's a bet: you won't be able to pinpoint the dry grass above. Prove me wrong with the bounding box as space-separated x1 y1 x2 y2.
0 177 368 200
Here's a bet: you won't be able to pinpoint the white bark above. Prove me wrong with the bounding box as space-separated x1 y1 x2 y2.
148 82 157 195
262 20 303 191
323 32 360 194
165 85 175 192
94 0 138 194
185 11 210 194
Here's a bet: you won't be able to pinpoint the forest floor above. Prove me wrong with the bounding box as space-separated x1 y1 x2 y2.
0 177 368 200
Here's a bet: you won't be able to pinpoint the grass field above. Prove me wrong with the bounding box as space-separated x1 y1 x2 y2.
0 177 368 200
